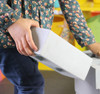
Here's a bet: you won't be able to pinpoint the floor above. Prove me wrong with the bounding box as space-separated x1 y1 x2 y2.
0 71 75 94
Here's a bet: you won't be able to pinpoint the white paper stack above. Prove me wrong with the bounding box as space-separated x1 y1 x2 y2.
30 27 92 80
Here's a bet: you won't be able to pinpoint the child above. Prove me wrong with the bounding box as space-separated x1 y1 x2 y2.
0 0 100 94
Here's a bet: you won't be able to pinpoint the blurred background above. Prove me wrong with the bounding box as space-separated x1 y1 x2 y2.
0 0 100 94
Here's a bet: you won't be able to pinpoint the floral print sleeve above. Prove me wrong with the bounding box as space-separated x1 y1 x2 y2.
0 0 96 48
59 0 96 47
0 0 20 30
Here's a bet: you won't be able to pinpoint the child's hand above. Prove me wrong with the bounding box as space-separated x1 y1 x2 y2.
7 18 39 56
87 43 100 57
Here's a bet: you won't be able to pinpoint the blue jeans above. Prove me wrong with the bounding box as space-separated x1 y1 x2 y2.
0 48 44 94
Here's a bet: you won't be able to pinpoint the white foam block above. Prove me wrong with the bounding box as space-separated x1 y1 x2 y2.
84 50 100 89
30 27 92 80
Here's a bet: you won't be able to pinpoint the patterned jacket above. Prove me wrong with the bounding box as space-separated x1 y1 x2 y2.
0 0 95 48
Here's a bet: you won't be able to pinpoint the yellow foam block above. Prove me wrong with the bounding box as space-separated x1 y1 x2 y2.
38 62 53 71
51 15 64 36
74 40 87 51
93 0 100 3
77 0 87 5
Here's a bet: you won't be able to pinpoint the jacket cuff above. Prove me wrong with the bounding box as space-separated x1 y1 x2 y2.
74 32 96 47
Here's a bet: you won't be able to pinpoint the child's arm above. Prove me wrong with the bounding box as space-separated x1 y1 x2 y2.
59 0 100 56
0 0 20 48
0 0 38 56
59 0 95 47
